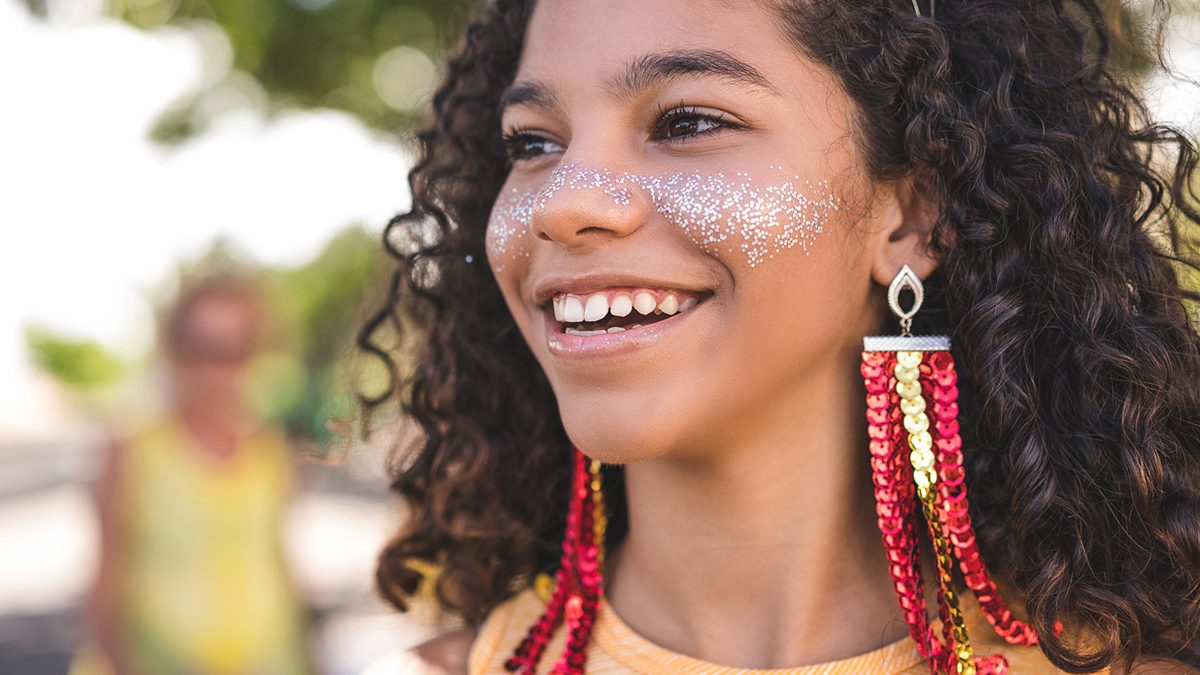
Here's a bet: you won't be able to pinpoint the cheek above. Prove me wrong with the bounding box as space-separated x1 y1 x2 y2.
485 185 537 274
735 244 865 349
726 168 869 324
647 165 840 270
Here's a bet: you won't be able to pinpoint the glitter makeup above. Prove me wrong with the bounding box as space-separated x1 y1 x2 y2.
486 161 839 271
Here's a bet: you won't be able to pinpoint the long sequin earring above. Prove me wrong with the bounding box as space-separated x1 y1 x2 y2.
861 264 1039 675
506 447 606 674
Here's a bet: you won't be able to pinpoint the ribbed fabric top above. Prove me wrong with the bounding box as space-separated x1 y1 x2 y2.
467 587 1106 674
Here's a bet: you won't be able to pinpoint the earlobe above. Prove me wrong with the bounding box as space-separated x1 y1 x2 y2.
870 174 942 288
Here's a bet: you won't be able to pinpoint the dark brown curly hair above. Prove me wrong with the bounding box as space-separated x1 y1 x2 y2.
358 0 1200 670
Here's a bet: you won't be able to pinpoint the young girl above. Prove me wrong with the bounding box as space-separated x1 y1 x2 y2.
359 0 1200 673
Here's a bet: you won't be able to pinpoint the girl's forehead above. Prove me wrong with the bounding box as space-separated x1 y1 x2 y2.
516 0 796 86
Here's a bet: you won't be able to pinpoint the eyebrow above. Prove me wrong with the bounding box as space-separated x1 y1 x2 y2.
497 48 779 117
608 48 779 101
498 80 565 117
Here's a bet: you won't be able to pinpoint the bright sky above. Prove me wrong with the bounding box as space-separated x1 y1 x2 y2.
0 0 412 434
0 0 1195 437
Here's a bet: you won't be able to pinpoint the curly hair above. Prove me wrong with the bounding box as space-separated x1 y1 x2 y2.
358 0 1200 670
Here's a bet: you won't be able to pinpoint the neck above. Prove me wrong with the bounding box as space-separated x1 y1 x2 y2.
175 395 251 458
603 354 909 668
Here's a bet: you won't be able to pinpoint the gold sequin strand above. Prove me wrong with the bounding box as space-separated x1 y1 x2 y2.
590 458 607 566
896 350 976 675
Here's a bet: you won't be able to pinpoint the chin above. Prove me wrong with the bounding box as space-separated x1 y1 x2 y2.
555 391 681 464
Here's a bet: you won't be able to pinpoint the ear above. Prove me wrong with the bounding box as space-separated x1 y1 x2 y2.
870 173 942 288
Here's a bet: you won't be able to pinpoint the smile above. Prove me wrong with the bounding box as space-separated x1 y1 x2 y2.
541 286 710 357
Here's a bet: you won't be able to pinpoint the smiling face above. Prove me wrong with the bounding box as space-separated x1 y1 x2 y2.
488 0 900 463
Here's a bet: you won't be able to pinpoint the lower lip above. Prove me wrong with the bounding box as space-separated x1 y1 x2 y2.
544 302 704 358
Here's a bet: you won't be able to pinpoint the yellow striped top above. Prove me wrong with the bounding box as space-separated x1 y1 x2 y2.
467 586 1107 674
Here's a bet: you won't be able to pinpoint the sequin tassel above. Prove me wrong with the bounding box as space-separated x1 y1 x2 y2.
864 343 1039 675
505 448 605 674
862 264 1036 675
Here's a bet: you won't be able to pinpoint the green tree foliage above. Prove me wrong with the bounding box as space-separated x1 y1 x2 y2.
264 226 385 444
106 0 477 137
24 325 126 391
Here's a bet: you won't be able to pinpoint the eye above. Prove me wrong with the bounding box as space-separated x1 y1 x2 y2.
500 128 564 164
499 104 745 166
652 103 744 143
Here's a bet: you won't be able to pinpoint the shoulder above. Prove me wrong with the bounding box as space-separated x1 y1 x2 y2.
363 586 541 675
364 628 478 675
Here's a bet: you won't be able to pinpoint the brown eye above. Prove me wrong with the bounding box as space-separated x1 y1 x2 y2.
666 115 702 137
501 130 564 163
654 105 742 143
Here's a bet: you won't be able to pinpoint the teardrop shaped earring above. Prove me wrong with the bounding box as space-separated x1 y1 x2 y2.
861 264 1039 675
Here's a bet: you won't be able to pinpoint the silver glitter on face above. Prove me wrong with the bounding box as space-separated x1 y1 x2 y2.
486 161 839 270
486 187 537 268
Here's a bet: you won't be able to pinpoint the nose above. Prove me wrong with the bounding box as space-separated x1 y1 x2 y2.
529 161 651 248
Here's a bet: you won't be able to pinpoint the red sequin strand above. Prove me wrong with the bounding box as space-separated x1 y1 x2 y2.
861 352 945 667
924 351 1039 647
551 450 602 674
504 448 601 674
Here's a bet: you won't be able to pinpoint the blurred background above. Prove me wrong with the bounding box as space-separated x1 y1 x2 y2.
0 0 1196 674
0 0 478 672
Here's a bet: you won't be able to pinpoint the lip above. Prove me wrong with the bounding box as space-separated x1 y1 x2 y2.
542 294 709 358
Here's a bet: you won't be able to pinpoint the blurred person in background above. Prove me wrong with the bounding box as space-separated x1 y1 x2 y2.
75 273 313 675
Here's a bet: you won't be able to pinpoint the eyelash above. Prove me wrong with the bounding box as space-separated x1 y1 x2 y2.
500 102 744 164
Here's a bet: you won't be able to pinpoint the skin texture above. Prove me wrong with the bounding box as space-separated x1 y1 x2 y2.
472 0 938 668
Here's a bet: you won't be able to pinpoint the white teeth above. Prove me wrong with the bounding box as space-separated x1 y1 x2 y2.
610 294 633 317
657 294 679 315
555 289 702 326
606 326 625 333
583 293 608 322
633 291 657 315
562 296 585 323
